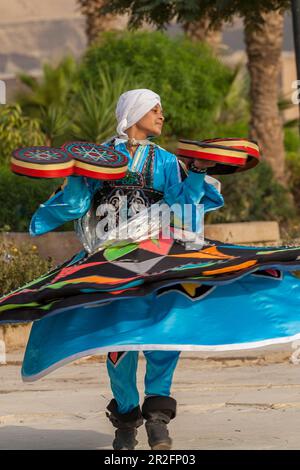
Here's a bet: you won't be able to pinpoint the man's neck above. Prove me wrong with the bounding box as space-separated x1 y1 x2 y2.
126 127 147 141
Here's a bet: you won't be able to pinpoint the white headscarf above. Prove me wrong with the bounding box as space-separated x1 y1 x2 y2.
116 89 161 137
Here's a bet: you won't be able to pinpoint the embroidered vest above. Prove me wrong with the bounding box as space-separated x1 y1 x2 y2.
75 144 163 252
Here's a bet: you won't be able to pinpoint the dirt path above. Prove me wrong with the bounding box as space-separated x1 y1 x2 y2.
1 349 300 450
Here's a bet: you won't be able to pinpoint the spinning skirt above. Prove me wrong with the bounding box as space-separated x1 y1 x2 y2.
1 237 300 381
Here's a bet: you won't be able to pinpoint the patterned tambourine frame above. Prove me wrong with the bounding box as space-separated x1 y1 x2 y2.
177 138 260 175
62 142 128 180
11 147 74 178
11 143 129 180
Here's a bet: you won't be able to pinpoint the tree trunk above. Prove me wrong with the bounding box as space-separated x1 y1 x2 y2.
78 0 128 44
183 17 222 52
244 10 286 184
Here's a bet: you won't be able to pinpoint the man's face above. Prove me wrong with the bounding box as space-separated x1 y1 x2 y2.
135 104 164 137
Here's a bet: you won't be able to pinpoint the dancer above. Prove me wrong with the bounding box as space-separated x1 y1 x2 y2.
2 90 300 452
102 89 222 450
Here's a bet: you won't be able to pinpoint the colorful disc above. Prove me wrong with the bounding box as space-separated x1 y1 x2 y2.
177 138 260 175
11 146 73 178
202 137 260 173
202 138 260 158
62 142 129 180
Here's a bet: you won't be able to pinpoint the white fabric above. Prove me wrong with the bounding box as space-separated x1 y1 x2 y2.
113 137 153 147
116 89 161 137
205 175 221 193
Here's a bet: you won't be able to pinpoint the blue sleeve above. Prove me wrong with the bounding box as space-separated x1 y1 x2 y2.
29 176 102 236
162 150 224 213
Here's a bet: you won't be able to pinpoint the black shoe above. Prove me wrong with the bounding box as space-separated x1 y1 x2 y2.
106 399 143 450
142 396 177 450
145 411 172 450
112 427 138 450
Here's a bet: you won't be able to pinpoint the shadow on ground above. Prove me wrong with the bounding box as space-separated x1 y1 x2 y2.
0 426 112 450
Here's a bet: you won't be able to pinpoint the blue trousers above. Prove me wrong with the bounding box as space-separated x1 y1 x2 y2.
106 351 180 414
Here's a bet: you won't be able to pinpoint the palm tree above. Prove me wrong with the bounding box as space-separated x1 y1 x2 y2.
16 56 77 146
183 17 222 53
245 10 286 184
77 0 128 44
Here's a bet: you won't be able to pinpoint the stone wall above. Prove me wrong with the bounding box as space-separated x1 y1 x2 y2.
0 221 281 265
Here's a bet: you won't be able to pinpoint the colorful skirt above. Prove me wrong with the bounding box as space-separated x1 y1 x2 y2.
1 237 300 381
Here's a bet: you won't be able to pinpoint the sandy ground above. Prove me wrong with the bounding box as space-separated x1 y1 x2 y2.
1 350 300 450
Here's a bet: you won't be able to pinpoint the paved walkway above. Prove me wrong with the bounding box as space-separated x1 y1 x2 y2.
1 350 300 450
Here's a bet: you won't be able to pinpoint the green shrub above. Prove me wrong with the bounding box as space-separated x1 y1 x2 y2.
17 56 78 115
206 160 297 226
17 60 132 146
285 128 300 215
0 104 45 164
284 127 300 153
18 32 233 143
17 56 78 145
0 241 53 296
287 153 300 211
80 31 233 139
71 66 132 143
0 165 65 232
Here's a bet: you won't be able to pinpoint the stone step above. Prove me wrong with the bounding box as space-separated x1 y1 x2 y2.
205 221 280 245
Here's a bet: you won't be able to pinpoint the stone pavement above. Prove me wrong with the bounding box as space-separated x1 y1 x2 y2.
1 349 300 450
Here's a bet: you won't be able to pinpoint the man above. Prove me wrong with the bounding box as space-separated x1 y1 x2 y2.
103 89 223 450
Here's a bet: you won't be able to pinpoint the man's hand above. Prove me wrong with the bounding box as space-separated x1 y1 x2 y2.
192 158 216 169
